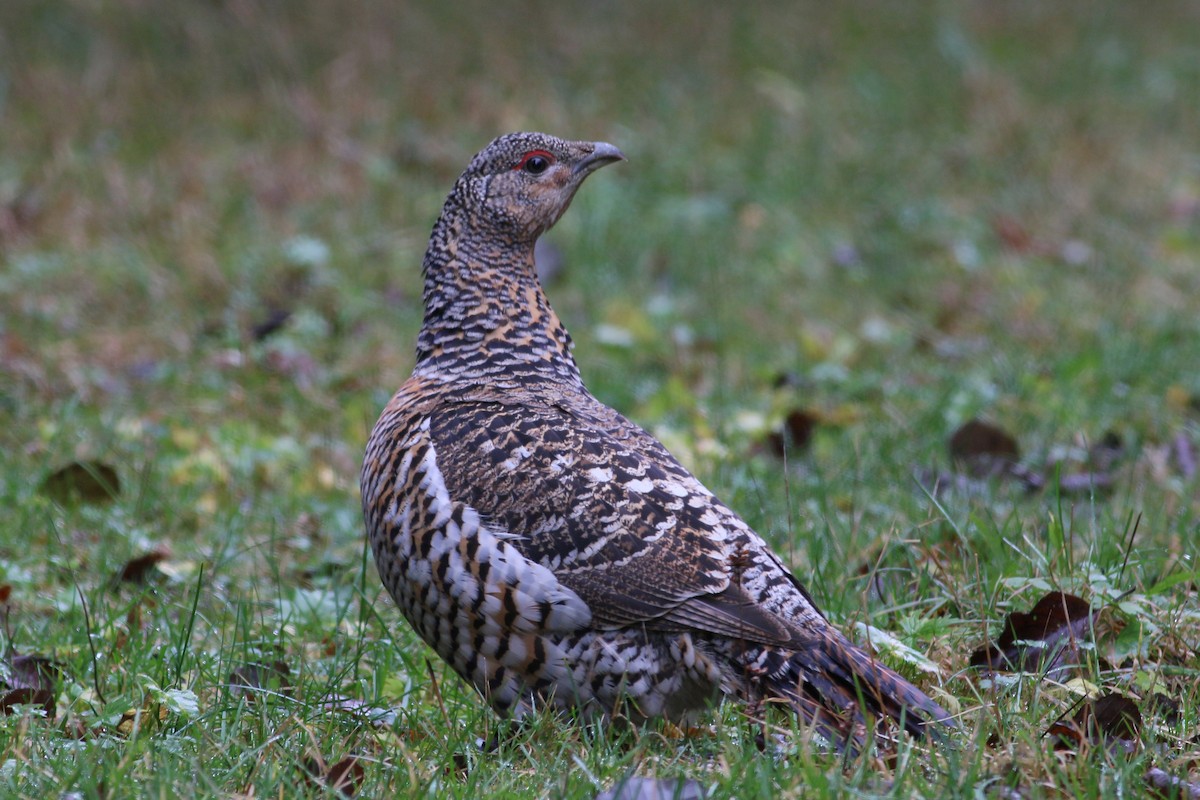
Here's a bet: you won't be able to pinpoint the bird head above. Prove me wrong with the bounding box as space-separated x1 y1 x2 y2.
454 132 625 243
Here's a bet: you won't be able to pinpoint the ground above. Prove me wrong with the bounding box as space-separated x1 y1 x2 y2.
1 2 1198 797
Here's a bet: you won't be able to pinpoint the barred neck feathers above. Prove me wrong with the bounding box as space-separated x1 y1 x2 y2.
412 132 625 389
415 198 581 388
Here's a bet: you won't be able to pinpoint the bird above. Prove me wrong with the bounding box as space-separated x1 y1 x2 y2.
361 132 955 749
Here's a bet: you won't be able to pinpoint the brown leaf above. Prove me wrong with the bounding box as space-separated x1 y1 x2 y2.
1086 694 1142 741
949 419 1020 477
970 591 1096 678
303 754 366 798
116 700 168 737
326 757 366 797
1051 694 1142 754
1 653 63 718
39 461 121 505
925 424 1119 496
766 409 818 456
115 546 172 585
229 661 292 700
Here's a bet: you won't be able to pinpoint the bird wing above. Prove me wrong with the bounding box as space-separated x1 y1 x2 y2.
423 395 807 646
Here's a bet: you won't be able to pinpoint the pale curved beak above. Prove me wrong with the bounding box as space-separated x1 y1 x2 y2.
574 141 626 176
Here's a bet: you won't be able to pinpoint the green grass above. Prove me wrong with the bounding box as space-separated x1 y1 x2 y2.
2 1 1199 796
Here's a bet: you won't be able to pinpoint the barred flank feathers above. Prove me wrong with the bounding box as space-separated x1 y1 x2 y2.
361 132 956 749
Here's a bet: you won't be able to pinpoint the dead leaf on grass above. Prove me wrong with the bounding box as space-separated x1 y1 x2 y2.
970 591 1097 679
1 653 63 718
950 418 1020 476
303 753 366 798
114 546 172 586
922 422 1120 497
39 461 121 505
765 409 818 456
1050 693 1142 754
116 701 169 737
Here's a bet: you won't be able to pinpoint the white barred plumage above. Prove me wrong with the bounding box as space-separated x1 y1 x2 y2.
361 132 955 748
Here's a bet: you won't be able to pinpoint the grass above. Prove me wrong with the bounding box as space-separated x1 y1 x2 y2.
2 0 1199 796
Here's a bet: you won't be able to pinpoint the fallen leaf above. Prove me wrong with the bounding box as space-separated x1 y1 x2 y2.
39 461 121 505
1050 693 1142 753
114 546 172 585
949 419 1020 477
1084 694 1142 741
116 702 168 737
925 424 1120 496
766 409 817 456
1 653 63 718
303 754 366 798
970 591 1097 679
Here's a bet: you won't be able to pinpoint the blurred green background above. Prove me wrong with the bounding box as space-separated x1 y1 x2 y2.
5 0 1198 565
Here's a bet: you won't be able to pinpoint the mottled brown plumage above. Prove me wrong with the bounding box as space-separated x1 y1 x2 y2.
361 132 955 748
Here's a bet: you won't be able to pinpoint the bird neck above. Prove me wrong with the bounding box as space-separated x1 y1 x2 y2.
414 202 584 390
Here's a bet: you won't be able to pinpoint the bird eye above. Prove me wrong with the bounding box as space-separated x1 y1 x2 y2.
516 150 555 175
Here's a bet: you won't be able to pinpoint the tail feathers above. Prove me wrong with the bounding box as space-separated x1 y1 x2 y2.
744 631 956 752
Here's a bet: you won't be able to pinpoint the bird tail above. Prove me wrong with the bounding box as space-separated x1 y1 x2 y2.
740 629 956 752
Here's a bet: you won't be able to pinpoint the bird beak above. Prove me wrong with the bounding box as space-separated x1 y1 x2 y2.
574 142 626 176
